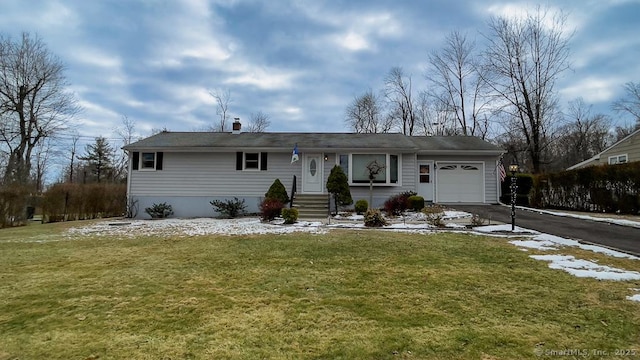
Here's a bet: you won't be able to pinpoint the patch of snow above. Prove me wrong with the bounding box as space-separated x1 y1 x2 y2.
534 234 639 259
509 239 558 251
473 224 538 234
67 218 327 238
530 254 640 281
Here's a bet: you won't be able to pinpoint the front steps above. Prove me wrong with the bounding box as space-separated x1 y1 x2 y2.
292 194 330 219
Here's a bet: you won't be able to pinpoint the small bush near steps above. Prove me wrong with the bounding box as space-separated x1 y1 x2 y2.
364 209 389 227
260 198 284 222
281 208 299 224
145 202 174 219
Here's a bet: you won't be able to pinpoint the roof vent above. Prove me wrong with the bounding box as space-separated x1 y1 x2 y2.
232 118 241 134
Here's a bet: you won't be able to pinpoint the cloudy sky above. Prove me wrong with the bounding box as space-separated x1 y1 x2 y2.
1 0 639 145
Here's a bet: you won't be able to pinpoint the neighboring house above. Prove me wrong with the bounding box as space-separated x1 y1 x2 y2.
123 121 504 218
567 128 640 170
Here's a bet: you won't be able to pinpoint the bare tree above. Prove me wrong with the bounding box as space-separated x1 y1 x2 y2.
246 111 271 132
384 67 416 135
209 89 232 132
114 115 137 181
482 7 571 173
612 81 640 129
551 98 611 170
67 132 80 183
345 90 393 133
427 31 491 138
0 32 80 183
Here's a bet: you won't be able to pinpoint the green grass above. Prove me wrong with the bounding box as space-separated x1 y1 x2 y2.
0 222 639 359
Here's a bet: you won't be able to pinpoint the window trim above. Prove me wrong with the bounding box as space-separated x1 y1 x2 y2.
608 154 628 165
348 153 401 186
237 151 268 171
140 152 157 171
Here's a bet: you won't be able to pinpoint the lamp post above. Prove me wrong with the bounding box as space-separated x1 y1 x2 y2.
508 161 519 231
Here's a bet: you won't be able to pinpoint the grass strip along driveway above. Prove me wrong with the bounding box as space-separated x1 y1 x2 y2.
0 221 639 359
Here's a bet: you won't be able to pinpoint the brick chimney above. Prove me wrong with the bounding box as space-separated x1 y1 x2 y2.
232 118 241 134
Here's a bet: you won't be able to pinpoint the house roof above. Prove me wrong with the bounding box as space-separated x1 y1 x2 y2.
124 131 503 154
567 128 640 170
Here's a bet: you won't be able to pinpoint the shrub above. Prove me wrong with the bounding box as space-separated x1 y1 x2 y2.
426 213 445 227
363 209 389 227
145 202 173 219
470 213 486 226
265 179 289 204
407 195 425 211
383 191 416 216
422 204 445 215
281 208 299 224
500 173 534 206
210 197 247 218
354 199 368 214
259 198 284 222
326 165 353 213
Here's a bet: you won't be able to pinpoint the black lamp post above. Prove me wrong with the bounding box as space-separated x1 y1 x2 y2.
508 161 519 231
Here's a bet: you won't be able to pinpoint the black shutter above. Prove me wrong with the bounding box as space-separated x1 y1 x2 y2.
132 152 139 170
260 152 268 171
156 152 163 170
236 152 243 170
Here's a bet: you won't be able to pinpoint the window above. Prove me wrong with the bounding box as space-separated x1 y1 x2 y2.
132 151 163 171
350 154 399 185
419 164 430 183
339 154 349 175
141 152 155 169
236 152 268 171
245 153 259 169
608 154 628 165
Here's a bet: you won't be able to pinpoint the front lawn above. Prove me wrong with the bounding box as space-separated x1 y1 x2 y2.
0 221 638 359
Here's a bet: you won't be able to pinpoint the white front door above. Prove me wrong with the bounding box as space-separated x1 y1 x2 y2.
302 153 323 193
417 162 434 201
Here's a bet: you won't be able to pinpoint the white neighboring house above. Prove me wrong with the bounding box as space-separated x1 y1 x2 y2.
123 121 504 218
568 128 640 170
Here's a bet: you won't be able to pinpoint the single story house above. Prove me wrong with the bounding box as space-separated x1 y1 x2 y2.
123 122 504 218
567 128 640 170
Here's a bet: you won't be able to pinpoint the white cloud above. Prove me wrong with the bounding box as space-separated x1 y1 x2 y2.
560 76 622 103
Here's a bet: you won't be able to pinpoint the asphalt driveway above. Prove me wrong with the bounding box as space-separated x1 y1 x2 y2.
451 205 640 257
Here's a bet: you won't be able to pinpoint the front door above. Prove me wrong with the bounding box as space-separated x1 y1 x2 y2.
302 153 323 193
417 162 434 202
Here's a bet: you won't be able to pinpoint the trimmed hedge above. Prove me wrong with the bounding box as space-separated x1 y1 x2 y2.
500 173 534 206
531 162 640 214
42 183 127 221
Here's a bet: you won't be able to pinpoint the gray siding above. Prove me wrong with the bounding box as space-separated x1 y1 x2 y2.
128 151 498 218
130 152 301 197
600 131 640 165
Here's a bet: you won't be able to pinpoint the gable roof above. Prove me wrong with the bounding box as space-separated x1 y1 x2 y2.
124 131 503 155
567 128 640 170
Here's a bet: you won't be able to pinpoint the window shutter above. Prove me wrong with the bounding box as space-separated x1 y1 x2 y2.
260 152 268 171
156 152 163 170
132 152 139 170
236 152 243 170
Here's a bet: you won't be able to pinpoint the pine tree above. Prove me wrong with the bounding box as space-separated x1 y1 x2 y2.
326 165 353 214
79 137 115 183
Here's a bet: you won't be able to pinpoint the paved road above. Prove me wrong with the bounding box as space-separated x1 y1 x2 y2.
451 205 640 256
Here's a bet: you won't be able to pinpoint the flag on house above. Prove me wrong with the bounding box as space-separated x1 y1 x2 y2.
498 160 507 182
291 144 299 164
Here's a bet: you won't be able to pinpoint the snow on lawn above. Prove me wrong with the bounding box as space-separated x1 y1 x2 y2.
530 255 640 281
67 218 328 238
66 212 640 302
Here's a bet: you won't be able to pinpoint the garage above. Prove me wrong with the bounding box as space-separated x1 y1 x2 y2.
436 162 484 203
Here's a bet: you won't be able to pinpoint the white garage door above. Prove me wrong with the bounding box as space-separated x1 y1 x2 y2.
436 163 484 203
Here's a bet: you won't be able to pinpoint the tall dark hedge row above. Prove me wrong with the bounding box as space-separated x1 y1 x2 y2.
42 183 127 221
531 162 640 214
500 174 534 206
